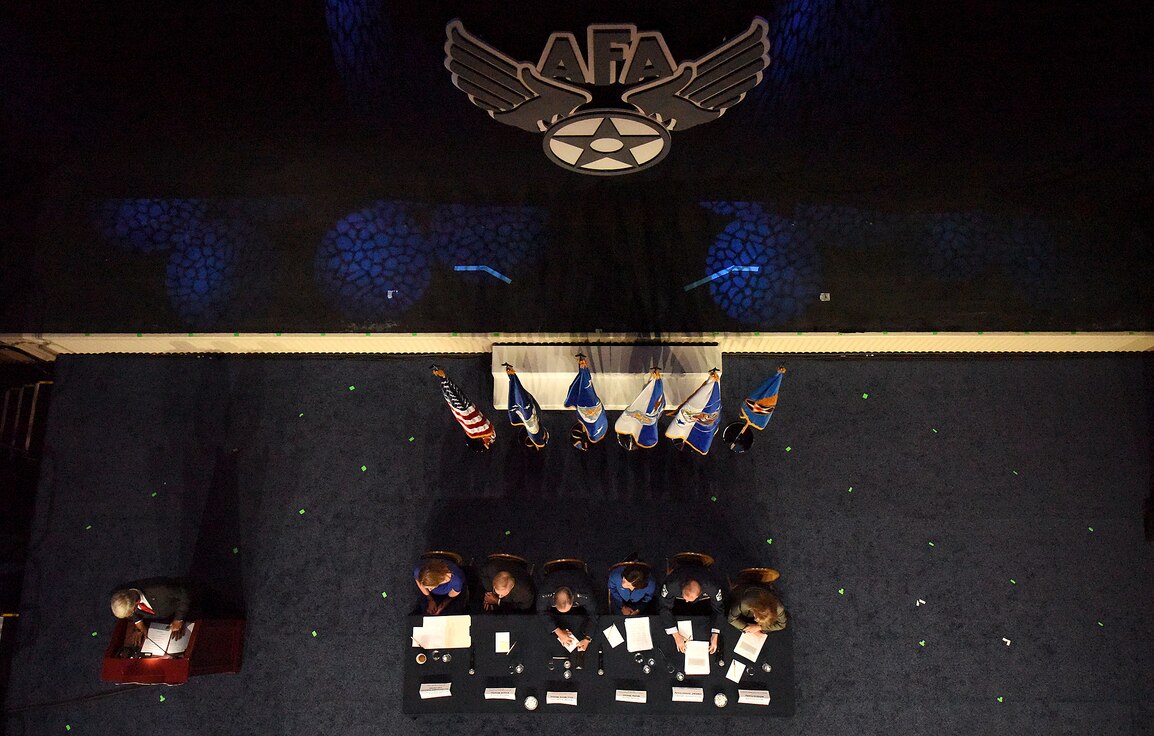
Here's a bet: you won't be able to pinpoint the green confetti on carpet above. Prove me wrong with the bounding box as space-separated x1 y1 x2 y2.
1012 470 1018 475
838 588 844 595
766 538 773 544
408 436 415 442
85 525 92 530
91 631 97 637
862 393 869 399
919 640 925 647
66 726 71 732
505 530 511 536
298 413 304 418
932 428 938 433
150 492 157 497
298 508 306 515
928 541 935 547
711 495 717 502
1097 621 1103 627
159 695 165 703
381 592 388 599
348 385 355 391
847 487 853 493
232 547 239 555
997 696 1003 703
785 446 792 452
1010 579 1016 585
1088 526 1094 532
312 630 318 637
361 465 367 472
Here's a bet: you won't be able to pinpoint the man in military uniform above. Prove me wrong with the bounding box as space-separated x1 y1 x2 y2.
658 564 725 653
537 566 599 650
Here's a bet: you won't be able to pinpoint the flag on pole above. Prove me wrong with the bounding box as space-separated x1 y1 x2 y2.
564 353 607 443
740 366 787 431
504 364 548 449
614 368 666 449
431 365 495 447
665 368 722 455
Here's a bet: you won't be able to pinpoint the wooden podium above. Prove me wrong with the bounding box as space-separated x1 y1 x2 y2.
101 619 245 685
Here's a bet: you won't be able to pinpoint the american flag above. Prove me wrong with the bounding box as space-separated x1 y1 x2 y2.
431 365 495 442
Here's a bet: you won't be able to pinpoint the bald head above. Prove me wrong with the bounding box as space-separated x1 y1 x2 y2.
681 579 702 602
492 571 515 597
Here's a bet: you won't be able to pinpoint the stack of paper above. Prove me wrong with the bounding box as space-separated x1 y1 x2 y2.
733 630 766 662
676 620 694 640
418 615 472 649
141 622 195 657
684 640 710 675
624 617 653 652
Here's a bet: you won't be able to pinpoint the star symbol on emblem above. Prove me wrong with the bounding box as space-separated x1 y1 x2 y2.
543 110 671 175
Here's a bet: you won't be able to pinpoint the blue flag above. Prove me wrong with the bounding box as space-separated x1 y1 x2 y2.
740 366 787 431
505 364 548 449
564 354 608 443
665 369 722 455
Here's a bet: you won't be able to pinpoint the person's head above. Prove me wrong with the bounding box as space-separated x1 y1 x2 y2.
681 579 703 602
747 589 781 629
621 565 649 591
553 586 573 613
418 559 452 588
492 571 516 597
110 589 140 619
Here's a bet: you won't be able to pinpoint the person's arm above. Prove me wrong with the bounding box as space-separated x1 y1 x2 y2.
727 597 746 631
658 579 678 634
607 570 624 612
707 581 725 634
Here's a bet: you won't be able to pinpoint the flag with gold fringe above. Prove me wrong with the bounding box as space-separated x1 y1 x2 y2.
665 368 722 455
431 364 495 448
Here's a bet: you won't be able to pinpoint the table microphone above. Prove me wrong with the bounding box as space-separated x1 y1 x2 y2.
597 647 605 676
467 646 476 675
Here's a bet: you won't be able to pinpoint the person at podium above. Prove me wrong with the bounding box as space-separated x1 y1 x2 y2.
109 577 197 648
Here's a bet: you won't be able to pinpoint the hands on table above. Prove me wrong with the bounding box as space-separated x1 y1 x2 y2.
673 631 720 654
620 605 638 616
554 628 574 647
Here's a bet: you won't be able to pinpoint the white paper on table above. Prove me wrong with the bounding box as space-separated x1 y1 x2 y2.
419 682 452 699
559 632 580 652
733 630 767 662
421 615 471 649
738 689 771 705
676 620 694 640
671 686 704 703
603 624 625 649
624 616 653 652
726 659 747 683
141 622 194 656
484 687 517 700
683 640 710 675
495 631 511 653
546 691 578 706
411 626 425 647
615 689 647 704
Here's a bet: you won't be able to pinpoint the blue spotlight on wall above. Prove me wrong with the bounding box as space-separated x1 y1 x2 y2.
325 0 392 113
97 198 208 253
428 204 546 283
165 219 272 328
914 212 999 280
315 201 431 320
699 201 821 325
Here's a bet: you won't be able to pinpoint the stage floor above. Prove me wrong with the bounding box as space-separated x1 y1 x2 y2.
3 354 1153 736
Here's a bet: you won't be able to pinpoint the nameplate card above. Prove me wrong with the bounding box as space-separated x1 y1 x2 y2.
615 689 647 704
484 687 516 700
738 689 771 706
419 682 452 699
671 686 704 703
546 691 578 706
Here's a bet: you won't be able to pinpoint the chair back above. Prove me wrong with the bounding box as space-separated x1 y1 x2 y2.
487 552 532 575
542 558 588 576
420 550 465 567
732 567 780 588
666 551 715 574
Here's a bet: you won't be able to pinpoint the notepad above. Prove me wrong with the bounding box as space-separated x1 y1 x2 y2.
141 622 194 656
738 688 771 705
495 631 511 653
603 623 624 649
733 630 766 662
615 689 647 704
684 640 710 676
546 691 578 706
419 682 452 699
672 686 704 703
420 615 472 649
676 620 694 640
484 687 516 700
725 659 747 683
624 616 653 652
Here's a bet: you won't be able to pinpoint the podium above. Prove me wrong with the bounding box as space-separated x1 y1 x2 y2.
101 619 245 685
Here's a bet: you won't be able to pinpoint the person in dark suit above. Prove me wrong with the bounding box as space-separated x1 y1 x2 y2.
658 564 725 653
537 567 599 650
110 577 197 647
479 558 535 612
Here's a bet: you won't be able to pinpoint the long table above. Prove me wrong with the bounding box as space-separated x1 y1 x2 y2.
402 614 794 716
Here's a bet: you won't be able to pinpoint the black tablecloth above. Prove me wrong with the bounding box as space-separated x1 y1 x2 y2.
402 614 794 716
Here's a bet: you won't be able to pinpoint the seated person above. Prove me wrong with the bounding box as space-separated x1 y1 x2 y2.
728 584 787 633
608 563 655 616
413 558 465 615
479 558 535 612
110 577 197 648
537 567 599 650
658 564 724 653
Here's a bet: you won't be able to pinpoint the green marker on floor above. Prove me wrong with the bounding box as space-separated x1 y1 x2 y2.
91 631 98 637
232 547 239 555
381 592 388 599
785 446 792 452
766 538 773 544
361 465 367 472
862 393 869 399
312 630 318 637
838 588 844 595
1010 579 1016 585
928 541 935 547
159 695 165 703
85 525 92 530
151 492 158 498
348 385 356 391
847 487 853 493
298 508 306 515
408 436 415 442
997 696 1003 703
710 496 717 502
919 640 925 647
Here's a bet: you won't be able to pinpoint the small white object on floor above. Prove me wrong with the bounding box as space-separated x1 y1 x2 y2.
1003 638 1012 646
916 599 926 607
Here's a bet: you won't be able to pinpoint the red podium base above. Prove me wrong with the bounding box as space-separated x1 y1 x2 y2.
101 619 245 685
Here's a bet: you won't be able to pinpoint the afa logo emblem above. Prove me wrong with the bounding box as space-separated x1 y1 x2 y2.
444 18 770 175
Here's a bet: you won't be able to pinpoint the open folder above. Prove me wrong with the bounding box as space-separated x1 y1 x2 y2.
140 622 195 657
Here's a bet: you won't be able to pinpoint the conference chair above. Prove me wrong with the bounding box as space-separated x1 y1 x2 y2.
542 558 588 576
666 551 715 574
486 552 533 576
731 567 781 589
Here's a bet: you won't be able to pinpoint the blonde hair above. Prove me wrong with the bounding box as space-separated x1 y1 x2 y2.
418 559 450 588
747 589 781 629
110 589 140 618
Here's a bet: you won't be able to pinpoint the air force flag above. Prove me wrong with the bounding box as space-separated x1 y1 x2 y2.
505 364 548 449
564 354 608 443
665 369 722 455
740 366 787 430
614 369 665 449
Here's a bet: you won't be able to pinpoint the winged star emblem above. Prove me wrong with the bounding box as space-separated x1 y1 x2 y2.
444 18 770 175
